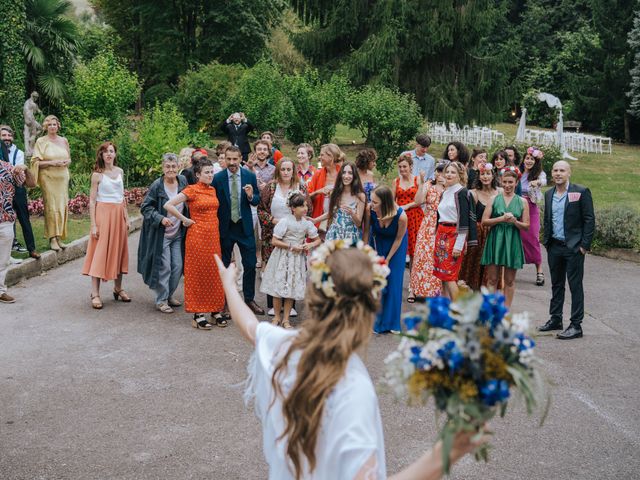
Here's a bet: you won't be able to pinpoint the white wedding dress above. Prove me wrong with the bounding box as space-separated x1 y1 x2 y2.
246 322 387 479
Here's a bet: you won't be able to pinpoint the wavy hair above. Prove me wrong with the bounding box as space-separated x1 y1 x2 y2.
94 142 118 172
320 143 346 166
271 248 379 479
326 162 364 231
443 141 470 165
520 151 543 181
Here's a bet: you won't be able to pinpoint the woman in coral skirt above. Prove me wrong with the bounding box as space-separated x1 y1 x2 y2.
82 142 130 309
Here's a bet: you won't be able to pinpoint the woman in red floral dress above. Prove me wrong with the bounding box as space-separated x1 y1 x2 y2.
393 153 423 302
409 162 446 300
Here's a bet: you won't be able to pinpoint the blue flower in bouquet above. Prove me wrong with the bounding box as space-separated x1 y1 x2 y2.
437 340 464 372
513 333 535 353
404 315 422 331
480 379 511 406
410 346 431 370
428 297 455 330
479 292 508 331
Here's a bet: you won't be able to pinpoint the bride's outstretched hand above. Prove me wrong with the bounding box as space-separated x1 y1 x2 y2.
214 254 236 288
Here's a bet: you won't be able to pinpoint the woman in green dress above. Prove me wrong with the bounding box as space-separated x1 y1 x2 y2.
481 167 530 307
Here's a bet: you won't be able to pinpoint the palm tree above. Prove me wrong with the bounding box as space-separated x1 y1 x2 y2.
23 0 80 104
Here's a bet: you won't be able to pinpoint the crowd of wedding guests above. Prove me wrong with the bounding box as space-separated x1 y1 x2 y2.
0 113 595 340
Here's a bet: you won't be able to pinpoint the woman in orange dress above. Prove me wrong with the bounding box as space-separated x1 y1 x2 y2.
392 153 423 302
409 162 445 300
164 158 225 329
307 143 343 235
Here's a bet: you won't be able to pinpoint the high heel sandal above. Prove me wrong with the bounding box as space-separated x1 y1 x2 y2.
282 320 293 329
211 312 228 328
56 237 67 249
113 288 132 302
192 314 212 330
91 294 103 309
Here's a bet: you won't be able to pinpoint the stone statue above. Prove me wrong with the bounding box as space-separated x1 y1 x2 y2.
23 91 42 158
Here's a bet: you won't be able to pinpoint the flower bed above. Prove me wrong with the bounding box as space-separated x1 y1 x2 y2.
27 187 149 216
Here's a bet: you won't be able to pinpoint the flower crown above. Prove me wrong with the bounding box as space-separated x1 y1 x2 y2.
499 166 522 180
478 162 493 172
309 239 390 299
526 146 544 160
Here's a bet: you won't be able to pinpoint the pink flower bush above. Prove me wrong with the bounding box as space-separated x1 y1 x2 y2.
27 188 149 216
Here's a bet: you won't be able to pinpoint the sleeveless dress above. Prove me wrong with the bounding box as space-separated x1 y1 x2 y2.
82 173 128 280
182 182 225 313
31 137 70 239
325 198 361 243
369 208 407 333
410 184 442 298
481 194 525 269
520 171 545 265
394 177 423 257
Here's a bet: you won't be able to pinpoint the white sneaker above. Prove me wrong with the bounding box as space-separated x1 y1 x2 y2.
268 308 275 316
290 308 298 317
9 257 23 265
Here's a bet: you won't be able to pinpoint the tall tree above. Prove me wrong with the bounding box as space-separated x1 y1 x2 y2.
290 0 517 124
91 0 286 87
628 8 640 120
0 0 27 131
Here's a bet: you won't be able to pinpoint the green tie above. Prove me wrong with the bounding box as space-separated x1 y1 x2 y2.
231 173 240 222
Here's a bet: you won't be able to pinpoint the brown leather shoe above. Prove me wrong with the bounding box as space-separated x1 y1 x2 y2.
29 251 41 260
0 293 16 304
246 300 265 316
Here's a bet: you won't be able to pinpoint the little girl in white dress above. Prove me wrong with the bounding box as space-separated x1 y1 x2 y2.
260 192 320 328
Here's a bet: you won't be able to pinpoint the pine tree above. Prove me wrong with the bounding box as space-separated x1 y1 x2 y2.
290 0 517 124
627 8 640 119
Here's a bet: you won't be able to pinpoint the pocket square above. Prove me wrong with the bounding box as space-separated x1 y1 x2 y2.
568 192 581 202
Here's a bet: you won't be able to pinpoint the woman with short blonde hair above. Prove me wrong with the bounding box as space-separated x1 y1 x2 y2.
31 115 71 251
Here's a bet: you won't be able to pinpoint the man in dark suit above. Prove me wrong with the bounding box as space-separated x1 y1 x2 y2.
219 112 254 162
212 146 264 315
538 161 595 339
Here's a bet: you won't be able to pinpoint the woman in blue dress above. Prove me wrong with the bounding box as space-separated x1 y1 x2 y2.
366 185 408 334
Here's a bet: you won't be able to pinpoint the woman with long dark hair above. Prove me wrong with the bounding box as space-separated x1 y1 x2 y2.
519 146 547 286
442 141 470 166
316 162 366 243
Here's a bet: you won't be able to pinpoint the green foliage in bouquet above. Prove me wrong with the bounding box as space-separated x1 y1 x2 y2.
384 290 549 474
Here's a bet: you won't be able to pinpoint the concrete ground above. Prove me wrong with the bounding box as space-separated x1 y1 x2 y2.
1 231 639 479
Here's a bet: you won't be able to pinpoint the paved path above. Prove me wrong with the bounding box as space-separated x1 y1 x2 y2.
1 232 639 479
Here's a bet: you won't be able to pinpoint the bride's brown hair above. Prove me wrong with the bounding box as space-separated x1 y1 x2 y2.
271 248 379 479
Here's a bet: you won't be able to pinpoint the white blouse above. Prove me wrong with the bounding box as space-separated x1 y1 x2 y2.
247 322 386 479
271 184 292 221
438 183 467 251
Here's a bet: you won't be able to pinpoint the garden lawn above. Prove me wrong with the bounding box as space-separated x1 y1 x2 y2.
213 121 640 212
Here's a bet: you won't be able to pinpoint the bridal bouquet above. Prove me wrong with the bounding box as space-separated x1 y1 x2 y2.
383 290 548 473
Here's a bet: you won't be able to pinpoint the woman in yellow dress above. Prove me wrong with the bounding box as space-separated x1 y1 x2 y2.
31 115 71 251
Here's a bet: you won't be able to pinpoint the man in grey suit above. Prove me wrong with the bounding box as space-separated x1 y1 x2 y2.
538 161 595 339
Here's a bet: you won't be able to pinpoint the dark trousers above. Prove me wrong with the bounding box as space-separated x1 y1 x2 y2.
221 220 256 302
547 240 585 326
12 186 36 252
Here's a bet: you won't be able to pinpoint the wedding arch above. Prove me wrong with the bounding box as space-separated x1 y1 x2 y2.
516 92 576 160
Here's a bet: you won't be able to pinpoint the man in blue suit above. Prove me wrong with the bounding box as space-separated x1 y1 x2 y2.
538 161 595 340
212 146 265 315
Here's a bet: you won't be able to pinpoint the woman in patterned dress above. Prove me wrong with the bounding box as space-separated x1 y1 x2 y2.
164 158 225 329
392 153 423 301
319 162 366 243
409 162 446 300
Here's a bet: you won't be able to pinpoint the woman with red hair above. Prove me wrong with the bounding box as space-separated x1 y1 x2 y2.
82 142 131 309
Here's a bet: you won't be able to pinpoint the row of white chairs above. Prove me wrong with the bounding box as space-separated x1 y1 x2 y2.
524 129 612 154
428 123 505 147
